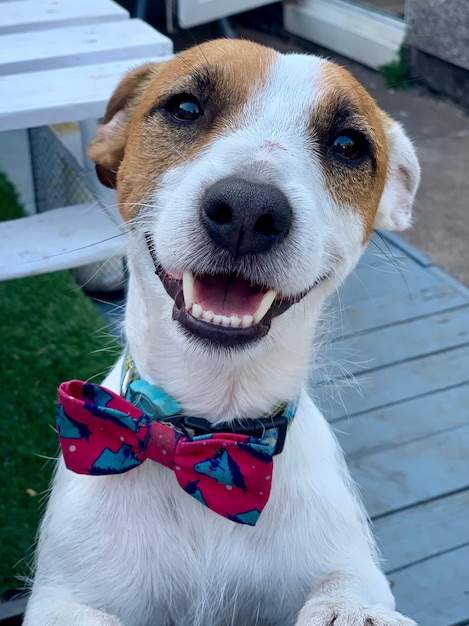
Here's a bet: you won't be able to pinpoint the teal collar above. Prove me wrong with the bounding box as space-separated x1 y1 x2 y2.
120 349 296 456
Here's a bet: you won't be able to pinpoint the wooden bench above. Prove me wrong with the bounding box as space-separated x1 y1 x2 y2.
0 0 173 281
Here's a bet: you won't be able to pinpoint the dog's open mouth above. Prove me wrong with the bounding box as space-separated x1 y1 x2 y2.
146 235 327 345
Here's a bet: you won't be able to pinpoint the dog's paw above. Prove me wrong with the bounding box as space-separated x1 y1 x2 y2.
295 598 417 626
77 610 123 626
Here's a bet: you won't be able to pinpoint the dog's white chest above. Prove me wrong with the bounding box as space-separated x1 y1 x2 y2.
49 459 310 626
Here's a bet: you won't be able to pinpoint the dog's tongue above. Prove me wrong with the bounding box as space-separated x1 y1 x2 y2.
193 275 267 316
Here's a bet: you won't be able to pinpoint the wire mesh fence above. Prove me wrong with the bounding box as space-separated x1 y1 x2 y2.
29 125 94 212
28 125 126 293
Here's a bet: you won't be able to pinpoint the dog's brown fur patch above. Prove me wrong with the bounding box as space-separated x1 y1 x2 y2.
312 61 388 242
90 39 276 221
89 63 163 189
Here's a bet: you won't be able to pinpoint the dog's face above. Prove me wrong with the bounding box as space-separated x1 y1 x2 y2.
90 39 419 353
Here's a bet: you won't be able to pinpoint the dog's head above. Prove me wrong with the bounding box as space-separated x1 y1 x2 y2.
90 39 419 353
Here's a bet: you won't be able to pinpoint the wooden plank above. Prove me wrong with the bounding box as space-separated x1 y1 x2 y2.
338 260 438 305
0 0 128 36
353 242 417 274
390 545 469 626
284 0 405 70
0 19 173 76
0 594 28 621
372 490 469 573
430 264 469 298
327 282 468 340
0 204 127 280
178 0 274 29
334 384 469 458
319 306 469 379
360 236 413 271
379 230 433 268
311 344 469 420
347 423 469 518
0 56 173 132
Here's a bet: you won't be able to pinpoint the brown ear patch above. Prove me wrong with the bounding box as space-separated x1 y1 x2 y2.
313 61 388 242
88 63 163 188
90 109 128 188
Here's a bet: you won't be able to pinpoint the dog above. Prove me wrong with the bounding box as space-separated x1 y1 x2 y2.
23 39 420 626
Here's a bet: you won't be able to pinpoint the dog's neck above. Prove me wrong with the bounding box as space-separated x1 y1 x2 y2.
124 262 325 423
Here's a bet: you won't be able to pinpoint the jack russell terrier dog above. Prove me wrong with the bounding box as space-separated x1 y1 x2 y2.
24 39 420 626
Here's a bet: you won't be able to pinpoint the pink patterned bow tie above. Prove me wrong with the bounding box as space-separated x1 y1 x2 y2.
57 380 295 526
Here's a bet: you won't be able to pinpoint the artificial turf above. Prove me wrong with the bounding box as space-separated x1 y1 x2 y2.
0 172 121 594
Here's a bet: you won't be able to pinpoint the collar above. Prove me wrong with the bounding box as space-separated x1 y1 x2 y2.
120 349 296 457
56 351 298 526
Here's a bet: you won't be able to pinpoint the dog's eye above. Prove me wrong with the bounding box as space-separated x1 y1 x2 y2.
331 132 368 162
165 94 203 122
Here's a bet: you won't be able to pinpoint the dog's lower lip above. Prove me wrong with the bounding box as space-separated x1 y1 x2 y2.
144 234 329 344
173 288 273 345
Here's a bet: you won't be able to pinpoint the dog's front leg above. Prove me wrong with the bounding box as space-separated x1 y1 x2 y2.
295 571 416 626
23 589 124 626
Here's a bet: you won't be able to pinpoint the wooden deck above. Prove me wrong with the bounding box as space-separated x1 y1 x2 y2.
310 232 469 625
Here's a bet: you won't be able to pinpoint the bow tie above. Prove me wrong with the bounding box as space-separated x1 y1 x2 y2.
57 379 296 526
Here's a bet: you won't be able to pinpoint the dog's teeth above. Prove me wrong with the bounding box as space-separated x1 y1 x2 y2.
191 301 274 328
252 290 277 324
182 271 195 310
182 271 275 328
242 314 254 328
191 303 202 319
193 308 258 328
202 310 214 323
230 315 241 328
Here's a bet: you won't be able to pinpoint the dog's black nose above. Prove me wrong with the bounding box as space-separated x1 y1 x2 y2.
201 176 292 258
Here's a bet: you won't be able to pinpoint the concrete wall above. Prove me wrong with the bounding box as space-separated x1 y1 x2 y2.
405 0 469 71
405 0 469 108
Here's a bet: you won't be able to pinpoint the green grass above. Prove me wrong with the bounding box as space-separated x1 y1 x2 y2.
0 172 121 594
380 47 413 89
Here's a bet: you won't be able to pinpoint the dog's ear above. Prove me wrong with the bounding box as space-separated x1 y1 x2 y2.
88 63 161 188
374 118 420 231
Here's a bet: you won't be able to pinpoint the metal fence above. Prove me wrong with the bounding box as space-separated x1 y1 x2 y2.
28 125 126 294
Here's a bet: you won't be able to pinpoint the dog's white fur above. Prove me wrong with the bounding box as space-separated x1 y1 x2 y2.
24 41 420 626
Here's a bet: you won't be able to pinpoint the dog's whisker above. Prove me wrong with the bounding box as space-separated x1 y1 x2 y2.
35 453 60 463
68 255 126 295
371 231 411 294
86 367 116 383
359 261 406 275
90 295 126 311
